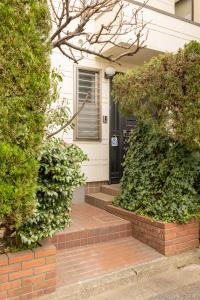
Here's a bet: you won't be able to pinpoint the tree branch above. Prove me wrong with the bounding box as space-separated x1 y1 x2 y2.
50 0 149 64
47 92 91 139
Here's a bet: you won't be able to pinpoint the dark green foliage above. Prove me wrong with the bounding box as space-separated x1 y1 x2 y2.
112 41 200 223
0 142 38 246
114 123 200 223
112 41 200 148
18 139 87 247
0 0 51 248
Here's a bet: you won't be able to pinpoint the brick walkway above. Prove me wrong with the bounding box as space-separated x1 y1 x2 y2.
68 202 128 231
57 237 163 287
51 203 163 289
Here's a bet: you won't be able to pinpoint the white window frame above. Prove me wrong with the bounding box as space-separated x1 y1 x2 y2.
74 66 102 141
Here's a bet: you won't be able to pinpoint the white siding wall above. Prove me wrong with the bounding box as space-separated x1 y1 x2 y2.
51 48 129 182
131 0 175 13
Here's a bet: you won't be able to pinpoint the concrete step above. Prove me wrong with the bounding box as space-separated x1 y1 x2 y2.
50 203 132 250
101 184 120 197
85 192 114 209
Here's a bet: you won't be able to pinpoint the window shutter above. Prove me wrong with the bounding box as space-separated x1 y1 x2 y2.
76 69 101 140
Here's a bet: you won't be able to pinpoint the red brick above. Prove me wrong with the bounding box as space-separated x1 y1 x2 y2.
22 258 45 270
51 235 57 244
58 234 65 243
176 239 199 251
9 269 33 281
45 271 56 280
44 286 56 294
34 264 55 275
0 274 8 284
0 255 8 267
8 251 33 264
22 274 45 287
0 289 7 300
57 243 65 250
34 245 56 258
0 280 21 291
46 256 56 264
21 290 45 300
33 278 56 291
7 286 32 298
0 263 21 275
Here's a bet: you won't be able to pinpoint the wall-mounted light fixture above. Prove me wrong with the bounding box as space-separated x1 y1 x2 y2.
104 66 116 79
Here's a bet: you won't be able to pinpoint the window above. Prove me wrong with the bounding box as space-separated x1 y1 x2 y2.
175 0 193 21
75 68 101 140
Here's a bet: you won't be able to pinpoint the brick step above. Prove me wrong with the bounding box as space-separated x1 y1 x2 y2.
50 203 132 251
85 192 114 209
56 236 162 288
101 184 120 197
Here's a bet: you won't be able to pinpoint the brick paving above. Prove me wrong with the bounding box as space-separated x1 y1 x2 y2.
68 202 127 230
52 202 162 289
57 237 163 287
51 203 132 250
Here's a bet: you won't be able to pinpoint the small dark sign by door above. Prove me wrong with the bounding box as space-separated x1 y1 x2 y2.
109 79 137 184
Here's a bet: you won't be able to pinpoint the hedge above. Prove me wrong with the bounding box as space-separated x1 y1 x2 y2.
0 0 51 248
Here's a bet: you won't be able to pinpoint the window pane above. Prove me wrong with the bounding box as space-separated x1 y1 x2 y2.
76 69 100 140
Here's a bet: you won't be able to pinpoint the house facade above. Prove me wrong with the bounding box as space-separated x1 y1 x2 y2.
51 0 200 200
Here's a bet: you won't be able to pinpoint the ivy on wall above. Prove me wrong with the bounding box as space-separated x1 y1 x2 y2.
114 123 200 223
112 41 200 223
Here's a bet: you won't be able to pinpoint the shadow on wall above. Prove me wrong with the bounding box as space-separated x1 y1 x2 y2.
73 186 85 203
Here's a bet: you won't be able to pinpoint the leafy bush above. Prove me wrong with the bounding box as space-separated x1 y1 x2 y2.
0 143 38 247
0 1 51 247
112 41 200 148
18 139 87 247
114 123 200 223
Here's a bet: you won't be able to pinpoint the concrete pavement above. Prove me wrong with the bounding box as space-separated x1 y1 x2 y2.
90 264 200 300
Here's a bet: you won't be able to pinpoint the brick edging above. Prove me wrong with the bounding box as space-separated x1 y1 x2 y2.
106 205 199 256
0 242 56 300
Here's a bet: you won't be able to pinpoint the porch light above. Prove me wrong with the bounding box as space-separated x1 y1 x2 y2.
105 66 116 79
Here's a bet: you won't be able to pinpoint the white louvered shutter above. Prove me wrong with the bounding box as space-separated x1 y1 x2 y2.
76 69 100 140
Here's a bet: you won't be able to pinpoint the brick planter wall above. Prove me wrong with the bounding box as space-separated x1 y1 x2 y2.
0 243 56 300
106 205 199 256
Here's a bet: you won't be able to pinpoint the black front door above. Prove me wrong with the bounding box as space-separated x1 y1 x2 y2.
109 79 136 184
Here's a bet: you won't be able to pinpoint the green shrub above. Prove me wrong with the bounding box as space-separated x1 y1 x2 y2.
0 143 38 247
112 41 200 148
18 138 87 247
114 123 200 223
0 1 51 247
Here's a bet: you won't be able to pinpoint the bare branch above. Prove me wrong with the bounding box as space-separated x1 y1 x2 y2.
50 0 149 64
47 92 91 139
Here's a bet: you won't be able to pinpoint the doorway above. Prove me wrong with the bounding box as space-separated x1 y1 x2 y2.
109 79 137 184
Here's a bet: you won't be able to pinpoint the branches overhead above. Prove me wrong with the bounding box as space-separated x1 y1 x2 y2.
49 0 148 63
